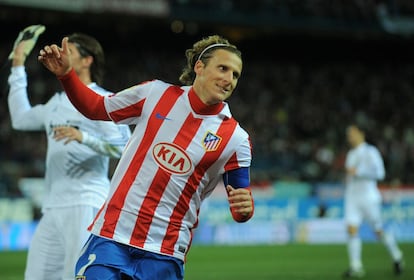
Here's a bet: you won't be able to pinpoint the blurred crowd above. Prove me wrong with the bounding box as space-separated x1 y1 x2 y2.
172 0 414 20
1 0 414 198
240 58 414 186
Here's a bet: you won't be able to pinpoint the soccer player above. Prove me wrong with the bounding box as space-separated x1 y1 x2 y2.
38 34 254 279
7 26 131 280
342 123 404 278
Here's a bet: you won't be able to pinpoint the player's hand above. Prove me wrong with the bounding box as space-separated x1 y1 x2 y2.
11 41 28 66
346 167 357 176
38 37 72 77
53 126 83 144
9 24 45 60
226 185 253 217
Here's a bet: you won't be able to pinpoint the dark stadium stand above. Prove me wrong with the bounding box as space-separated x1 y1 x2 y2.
1 0 414 199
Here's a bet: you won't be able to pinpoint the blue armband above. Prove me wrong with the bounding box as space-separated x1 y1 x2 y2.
223 167 250 188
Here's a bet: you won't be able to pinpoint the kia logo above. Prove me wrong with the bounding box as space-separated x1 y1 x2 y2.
152 142 192 174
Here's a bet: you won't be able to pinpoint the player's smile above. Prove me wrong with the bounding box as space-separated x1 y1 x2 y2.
218 84 231 95
210 85 231 103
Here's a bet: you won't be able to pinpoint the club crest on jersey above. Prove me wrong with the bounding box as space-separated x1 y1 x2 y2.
152 142 192 174
202 131 222 152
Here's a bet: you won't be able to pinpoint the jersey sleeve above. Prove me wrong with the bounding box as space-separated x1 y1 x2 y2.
7 66 46 130
222 136 252 188
58 69 109 120
225 137 252 169
102 81 156 125
81 122 131 158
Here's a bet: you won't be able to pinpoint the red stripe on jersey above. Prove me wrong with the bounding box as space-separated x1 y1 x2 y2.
161 118 239 255
129 113 203 247
109 99 145 122
99 86 184 238
224 152 240 171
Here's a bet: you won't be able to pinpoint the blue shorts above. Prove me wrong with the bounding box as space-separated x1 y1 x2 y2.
75 235 184 280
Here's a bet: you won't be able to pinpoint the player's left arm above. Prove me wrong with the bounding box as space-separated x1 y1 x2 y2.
52 124 130 158
223 136 254 223
224 167 254 223
81 123 131 158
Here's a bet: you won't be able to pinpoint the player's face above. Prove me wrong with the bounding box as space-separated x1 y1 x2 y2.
346 126 363 148
193 49 242 105
67 42 92 76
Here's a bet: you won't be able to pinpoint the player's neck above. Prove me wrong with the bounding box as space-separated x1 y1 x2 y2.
78 73 93 85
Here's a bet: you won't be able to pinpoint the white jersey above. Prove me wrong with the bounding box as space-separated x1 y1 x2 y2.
8 66 131 211
88 80 252 261
345 142 385 202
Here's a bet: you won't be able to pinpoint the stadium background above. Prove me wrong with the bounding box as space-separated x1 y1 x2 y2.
0 0 414 279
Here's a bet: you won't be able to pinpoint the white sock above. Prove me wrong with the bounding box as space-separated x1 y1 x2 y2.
382 232 403 261
348 235 362 270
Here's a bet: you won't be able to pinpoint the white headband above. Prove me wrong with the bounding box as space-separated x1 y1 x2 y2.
197 43 230 61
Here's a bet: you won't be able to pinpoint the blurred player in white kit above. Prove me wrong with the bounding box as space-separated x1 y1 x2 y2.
342 123 404 278
7 25 131 280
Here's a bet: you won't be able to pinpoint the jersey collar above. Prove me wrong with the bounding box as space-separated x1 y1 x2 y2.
188 87 225 116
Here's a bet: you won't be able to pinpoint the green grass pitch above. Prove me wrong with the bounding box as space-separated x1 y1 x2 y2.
0 243 412 279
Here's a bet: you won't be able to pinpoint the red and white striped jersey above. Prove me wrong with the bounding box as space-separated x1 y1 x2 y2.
88 79 252 261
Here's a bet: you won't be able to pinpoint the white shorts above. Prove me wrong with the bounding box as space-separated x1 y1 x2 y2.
345 195 382 231
24 205 98 280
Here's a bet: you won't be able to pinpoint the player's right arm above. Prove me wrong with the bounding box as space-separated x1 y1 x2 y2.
39 37 110 121
8 41 44 130
59 69 109 120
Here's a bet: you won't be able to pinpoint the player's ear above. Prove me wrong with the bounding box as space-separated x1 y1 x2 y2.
83 55 93 67
193 59 204 75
